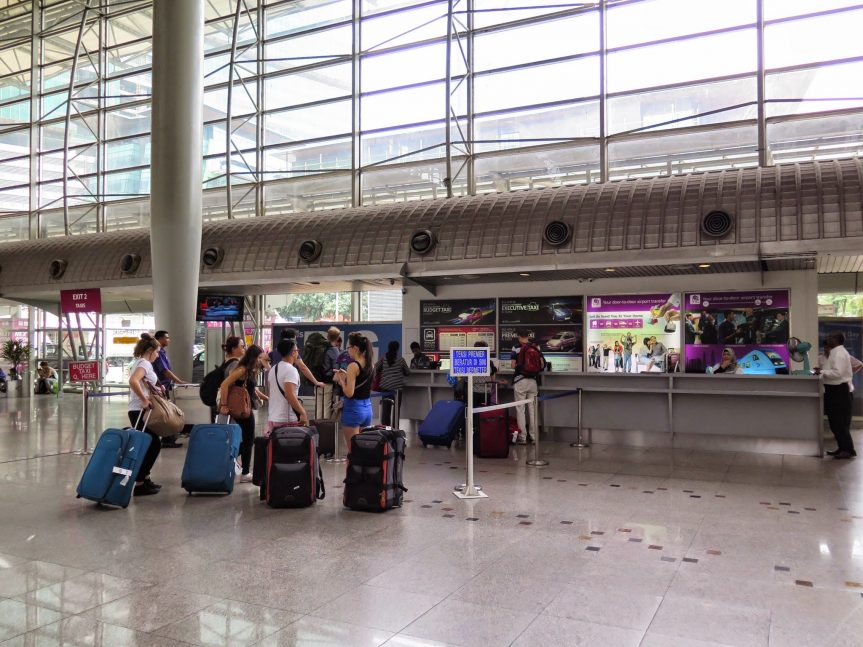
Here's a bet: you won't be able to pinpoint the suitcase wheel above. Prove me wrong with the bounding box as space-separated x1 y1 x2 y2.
422 443 427 448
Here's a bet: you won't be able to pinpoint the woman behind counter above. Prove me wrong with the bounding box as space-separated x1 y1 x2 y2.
708 348 744 374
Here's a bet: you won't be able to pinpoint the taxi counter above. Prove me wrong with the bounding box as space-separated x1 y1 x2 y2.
400 370 824 456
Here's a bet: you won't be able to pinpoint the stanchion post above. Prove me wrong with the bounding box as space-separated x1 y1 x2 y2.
453 354 488 500
74 382 92 455
526 393 549 467
570 387 589 448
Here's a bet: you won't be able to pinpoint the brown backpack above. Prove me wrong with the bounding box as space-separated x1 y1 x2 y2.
227 383 252 419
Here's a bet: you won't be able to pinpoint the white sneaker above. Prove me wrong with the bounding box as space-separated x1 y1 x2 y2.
240 473 253 483
516 437 527 445
510 431 519 445
234 459 242 475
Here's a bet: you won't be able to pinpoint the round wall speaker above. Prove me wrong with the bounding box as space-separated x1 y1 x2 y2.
409 229 436 255
543 220 571 246
120 253 141 274
701 210 734 238
202 247 224 268
49 259 67 279
298 240 322 263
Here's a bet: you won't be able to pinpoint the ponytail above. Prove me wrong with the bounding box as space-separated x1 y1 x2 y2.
348 332 374 368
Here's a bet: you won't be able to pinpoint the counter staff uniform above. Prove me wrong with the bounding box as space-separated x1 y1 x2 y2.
820 334 855 459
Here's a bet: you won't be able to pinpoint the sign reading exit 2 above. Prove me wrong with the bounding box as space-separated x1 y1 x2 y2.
60 289 101 314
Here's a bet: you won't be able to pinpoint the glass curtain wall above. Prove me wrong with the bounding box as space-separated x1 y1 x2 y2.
1 0 861 241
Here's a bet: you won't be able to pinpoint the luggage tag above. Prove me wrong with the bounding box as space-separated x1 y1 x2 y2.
112 467 133 486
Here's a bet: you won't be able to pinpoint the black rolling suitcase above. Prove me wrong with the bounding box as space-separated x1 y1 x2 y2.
343 426 407 512
254 426 325 507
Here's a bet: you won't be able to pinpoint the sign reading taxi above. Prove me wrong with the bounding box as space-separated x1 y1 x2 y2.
60 289 102 314
69 361 100 382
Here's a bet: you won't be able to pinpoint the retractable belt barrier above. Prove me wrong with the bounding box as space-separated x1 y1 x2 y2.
472 388 582 467
75 384 133 456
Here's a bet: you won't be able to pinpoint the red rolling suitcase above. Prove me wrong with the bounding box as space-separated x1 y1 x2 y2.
474 409 510 458
472 384 509 458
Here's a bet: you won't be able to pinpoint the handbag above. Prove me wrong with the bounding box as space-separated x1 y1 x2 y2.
227 383 252 419
146 386 185 437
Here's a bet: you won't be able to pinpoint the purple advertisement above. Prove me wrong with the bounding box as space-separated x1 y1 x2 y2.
586 294 681 373
683 290 791 375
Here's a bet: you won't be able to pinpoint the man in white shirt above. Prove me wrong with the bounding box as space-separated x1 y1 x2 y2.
815 332 855 459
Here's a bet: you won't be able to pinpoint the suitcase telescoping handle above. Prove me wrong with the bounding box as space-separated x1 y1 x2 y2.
134 407 153 430
216 413 233 425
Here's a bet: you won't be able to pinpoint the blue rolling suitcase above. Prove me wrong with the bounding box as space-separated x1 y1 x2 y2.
76 415 153 508
181 419 242 494
418 400 465 448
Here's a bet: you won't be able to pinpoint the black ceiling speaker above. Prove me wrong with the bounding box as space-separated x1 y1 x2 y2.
543 220 571 246
701 210 734 238
298 240 322 263
49 259 67 279
202 246 224 268
120 253 141 274
410 229 436 256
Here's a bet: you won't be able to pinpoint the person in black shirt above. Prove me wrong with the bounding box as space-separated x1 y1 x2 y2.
763 311 789 344
409 341 431 370
699 312 718 344
718 311 738 344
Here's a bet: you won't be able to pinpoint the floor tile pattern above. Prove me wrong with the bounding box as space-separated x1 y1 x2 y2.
0 395 861 645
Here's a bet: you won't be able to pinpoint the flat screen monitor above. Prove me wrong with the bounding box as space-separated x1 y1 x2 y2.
196 295 244 322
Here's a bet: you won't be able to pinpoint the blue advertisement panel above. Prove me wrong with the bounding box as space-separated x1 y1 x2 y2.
819 318 863 415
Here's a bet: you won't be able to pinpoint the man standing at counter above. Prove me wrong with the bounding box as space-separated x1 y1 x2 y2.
409 342 431 369
511 329 546 444
815 332 855 459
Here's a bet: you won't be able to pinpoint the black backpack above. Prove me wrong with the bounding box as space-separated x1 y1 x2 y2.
199 361 228 406
302 332 329 383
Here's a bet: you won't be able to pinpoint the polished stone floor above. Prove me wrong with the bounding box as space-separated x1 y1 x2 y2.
0 393 862 646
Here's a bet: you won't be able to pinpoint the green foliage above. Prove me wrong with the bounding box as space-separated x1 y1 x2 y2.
818 294 863 318
275 292 352 322
2 340 31 377
1 339 30 365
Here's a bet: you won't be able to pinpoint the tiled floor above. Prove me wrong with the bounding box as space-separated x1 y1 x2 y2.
1 393 862 646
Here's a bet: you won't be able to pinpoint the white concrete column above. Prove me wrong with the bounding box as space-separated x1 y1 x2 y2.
149 0 204 380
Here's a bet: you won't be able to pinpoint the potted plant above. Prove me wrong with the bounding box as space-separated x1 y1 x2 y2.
1 340 31 386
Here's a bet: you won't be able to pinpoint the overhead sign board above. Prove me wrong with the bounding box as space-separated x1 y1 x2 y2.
112 336 138 344
69 361 100 382
60 289 102 314
450 347 490 377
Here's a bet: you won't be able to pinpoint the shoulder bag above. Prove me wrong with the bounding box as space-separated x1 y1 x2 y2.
145 384 186 437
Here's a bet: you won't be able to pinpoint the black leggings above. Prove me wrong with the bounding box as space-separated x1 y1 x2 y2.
237 412 255 474
128 410 161 481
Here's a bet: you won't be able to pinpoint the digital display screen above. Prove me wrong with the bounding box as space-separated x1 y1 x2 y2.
196 295 244 322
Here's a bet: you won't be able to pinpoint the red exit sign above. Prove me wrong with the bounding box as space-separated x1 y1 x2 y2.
69 361 100 382
60 289 102 314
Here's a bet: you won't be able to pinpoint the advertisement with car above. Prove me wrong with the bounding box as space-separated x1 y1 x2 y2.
420 299 496 354
499 296 583 372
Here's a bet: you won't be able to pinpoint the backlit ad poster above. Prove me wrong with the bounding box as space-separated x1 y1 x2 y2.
683 290 790 374
586 293 681 373
499 297 583 372
420 299 496 358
